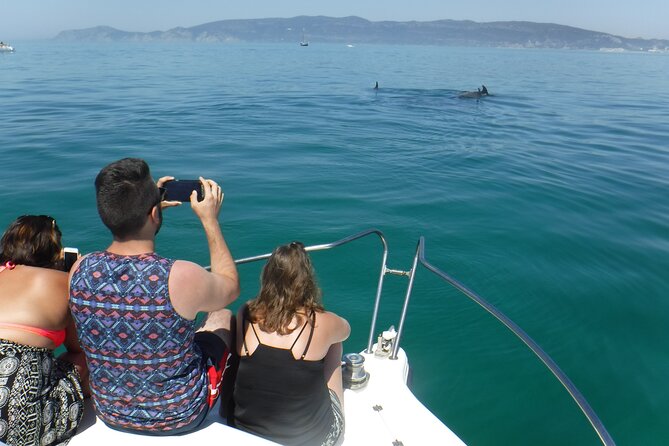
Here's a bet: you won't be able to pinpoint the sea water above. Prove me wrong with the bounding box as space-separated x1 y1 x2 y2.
1 42 668 445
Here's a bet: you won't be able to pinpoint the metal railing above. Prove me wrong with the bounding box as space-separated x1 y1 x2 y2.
407 237 615 446
230 228 615 446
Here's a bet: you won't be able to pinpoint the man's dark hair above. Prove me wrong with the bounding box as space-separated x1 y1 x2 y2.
95 158 160 239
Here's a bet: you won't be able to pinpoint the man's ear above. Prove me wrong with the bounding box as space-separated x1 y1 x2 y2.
149 204 161 223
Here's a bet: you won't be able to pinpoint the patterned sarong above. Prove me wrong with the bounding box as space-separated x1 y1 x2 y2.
0 339 84 446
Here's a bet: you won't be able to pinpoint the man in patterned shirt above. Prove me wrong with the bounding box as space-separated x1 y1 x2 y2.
69 158 239 435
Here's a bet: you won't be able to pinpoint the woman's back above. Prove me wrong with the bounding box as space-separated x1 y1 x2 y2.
234 310 334 445
0 265 69 348
233 242 349 446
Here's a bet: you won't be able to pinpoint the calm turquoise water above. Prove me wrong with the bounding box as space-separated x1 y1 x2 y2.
1 42 668 445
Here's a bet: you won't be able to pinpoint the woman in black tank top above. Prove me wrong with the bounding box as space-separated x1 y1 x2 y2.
233 242 350 446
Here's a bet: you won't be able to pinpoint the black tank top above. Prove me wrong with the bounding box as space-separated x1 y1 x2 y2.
233 310 334 446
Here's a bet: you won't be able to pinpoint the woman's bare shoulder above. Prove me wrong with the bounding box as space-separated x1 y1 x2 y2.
8 265 67 287
316 309 347 322
5 266 70 328
31 266 68 288
315 310 350 342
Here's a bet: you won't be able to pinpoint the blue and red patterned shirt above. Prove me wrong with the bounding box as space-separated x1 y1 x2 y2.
69 251 208 432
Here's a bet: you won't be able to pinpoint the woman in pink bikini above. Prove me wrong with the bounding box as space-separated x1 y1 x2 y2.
0 215 87 446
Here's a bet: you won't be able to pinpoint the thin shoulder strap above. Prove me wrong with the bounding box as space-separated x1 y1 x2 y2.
299 311 317 360
242 307 262 356
249 320 262 344
289 313 311 351
241 309 250 356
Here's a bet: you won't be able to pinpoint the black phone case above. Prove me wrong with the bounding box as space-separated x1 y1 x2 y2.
164 180 204 202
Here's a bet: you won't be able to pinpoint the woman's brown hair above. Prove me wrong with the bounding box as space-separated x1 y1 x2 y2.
0 215 63 269
247 241 324 335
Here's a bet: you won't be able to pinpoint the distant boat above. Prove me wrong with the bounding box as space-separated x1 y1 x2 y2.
0 42 14 52
300 31 309 46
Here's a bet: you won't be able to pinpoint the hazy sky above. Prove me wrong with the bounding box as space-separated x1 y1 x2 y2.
2 0 668 41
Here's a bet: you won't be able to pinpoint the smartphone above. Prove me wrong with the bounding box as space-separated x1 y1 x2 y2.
163 180 204 202
63 247 79 271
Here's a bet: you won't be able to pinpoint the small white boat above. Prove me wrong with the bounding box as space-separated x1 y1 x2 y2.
0 42 14 52
72 344 464 445
68 229 614 445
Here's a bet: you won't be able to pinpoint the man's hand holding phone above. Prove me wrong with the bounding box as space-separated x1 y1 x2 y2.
156 176 222 223
156 176 180 209
157 176 207 211
160 178 204 202
191 177 223 223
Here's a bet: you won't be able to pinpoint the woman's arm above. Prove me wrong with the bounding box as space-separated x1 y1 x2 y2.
312 311 349 406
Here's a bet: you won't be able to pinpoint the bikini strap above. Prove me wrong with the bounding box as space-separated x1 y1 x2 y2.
0 261 16 273
0 322 66 347
299 311 317 360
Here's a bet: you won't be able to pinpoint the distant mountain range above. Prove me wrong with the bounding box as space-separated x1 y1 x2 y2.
55 16 669 52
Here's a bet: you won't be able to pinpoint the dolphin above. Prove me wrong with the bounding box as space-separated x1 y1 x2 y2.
458 85 490 99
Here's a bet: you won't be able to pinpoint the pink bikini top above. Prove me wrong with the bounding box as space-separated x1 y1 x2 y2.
0 322 67 347
0 261 67 347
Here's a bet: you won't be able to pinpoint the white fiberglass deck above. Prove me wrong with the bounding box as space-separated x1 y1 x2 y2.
343 349 465 445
